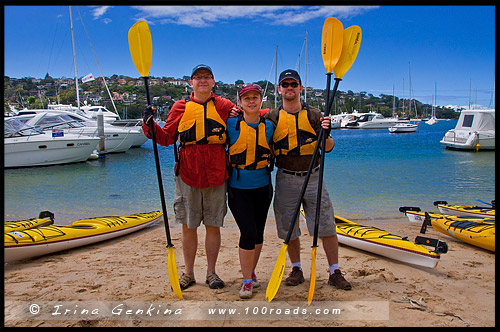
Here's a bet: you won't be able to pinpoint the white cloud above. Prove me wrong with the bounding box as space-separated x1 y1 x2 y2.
91 6 113 20
130 6 378 27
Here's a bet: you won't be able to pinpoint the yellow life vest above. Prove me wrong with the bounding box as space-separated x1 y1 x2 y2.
272 106 317 156
177 97 226 146
229 115 272 170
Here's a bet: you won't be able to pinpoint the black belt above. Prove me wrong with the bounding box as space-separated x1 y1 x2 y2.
281 166 320 177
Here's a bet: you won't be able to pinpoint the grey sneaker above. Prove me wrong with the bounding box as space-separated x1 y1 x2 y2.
206 272 225 289
239 282 253 299
285 267 305 286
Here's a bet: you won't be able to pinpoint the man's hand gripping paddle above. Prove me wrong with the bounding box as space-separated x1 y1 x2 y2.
128 21 183 300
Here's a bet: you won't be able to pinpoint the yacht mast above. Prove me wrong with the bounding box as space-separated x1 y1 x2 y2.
304 30 308 103
408 61 417 119
392 85 396 117
274 45 278 108
69 6 81 112
75 7 120 118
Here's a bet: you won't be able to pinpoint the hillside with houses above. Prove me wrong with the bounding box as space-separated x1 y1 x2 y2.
4 74 459 120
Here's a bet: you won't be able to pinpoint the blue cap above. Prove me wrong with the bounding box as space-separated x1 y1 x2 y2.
191 64 213 78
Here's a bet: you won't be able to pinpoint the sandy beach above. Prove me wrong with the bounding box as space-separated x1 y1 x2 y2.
4 214 495 327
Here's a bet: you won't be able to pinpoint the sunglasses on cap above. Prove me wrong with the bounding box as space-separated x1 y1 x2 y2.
242 83 262 91
280 82 299 88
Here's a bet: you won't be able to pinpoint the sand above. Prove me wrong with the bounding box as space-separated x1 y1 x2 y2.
4 215 495 327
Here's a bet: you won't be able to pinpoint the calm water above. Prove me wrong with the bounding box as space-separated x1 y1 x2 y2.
4 120 495 224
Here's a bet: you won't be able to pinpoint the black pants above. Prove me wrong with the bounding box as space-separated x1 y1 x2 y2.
228 184 273 250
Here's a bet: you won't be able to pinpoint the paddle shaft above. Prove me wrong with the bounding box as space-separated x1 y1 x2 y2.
144 76 174 248
312 77 341 247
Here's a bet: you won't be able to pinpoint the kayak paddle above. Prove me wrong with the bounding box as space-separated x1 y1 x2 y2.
307 17 344 306
128 20 183 300
264 17 343 303
308 23 362 305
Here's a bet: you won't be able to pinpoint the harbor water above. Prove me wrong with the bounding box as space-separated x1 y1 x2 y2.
4 120 495 224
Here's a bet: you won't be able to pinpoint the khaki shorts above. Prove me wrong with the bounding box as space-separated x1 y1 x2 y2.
173 176 227 229
273 169 336 240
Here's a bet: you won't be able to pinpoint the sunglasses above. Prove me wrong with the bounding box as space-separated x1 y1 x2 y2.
280 82 299 88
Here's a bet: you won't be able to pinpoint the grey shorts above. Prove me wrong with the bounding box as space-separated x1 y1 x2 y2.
173 176 227 229
273 169 336 240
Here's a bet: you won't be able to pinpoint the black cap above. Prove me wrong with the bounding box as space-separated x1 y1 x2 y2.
191 64 213 78
279 69 301 84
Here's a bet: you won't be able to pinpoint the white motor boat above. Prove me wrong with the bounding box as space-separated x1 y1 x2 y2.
45 105 147 147
16 110 141 153
48 104 119 123
388 122 418 133
4 117 99 168
347 112 404 129
333 111 367 128
440 109 495 150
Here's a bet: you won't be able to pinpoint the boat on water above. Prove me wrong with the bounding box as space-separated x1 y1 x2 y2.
331 111 366 128
48 104 144 130
388 122 418 133
440 109 495 150
16 109 146 152
346 112 407 129
4 211 54 233
4 211 162 263
4 117 99 168
433 200 495 218
301 210 446 268
420 213 495 252
425 83 439 125
48 104 119 123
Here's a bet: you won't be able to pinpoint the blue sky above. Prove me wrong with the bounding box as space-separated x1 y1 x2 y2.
3 5 495 109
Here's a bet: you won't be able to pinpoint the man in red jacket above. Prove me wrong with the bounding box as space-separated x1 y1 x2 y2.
142 64 239 290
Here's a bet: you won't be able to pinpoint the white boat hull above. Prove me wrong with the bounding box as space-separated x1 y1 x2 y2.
440 109 495 150
337 233 439 268
4 134 99 168
440 131 495 150
388 123 418 133
358 120 400 129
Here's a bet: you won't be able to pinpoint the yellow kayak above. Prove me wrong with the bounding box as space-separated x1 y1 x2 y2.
4 211 162 263
4 211 54 233
301 210 446 268
399 206 495 224
433 200 495 218
426 213 495 252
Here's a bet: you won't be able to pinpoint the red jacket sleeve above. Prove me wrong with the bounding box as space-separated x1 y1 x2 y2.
142 100 186 146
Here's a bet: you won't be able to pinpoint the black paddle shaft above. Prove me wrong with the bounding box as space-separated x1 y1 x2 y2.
143 76 173 248
311 76 341 247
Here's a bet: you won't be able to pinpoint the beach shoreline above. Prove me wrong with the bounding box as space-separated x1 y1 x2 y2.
4 215 495 327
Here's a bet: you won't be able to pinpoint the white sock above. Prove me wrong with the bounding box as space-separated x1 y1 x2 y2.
329 264 339 275
292 262 302 270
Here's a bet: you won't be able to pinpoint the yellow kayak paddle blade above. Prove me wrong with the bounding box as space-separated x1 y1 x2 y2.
167 246 183 299
334 25 362 79
307 247 317 305
321 17 344 73
265 244 288 302
128 20 153 77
